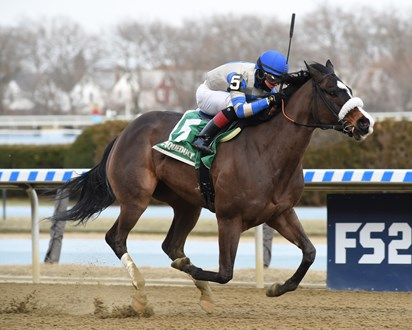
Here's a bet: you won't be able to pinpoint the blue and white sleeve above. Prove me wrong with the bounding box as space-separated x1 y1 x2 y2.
230 92 270 118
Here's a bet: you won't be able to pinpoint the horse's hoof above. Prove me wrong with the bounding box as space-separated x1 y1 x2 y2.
171 257 191 271
131 296 154 317
190 277 214 313
266 281 298 297
131 290 154 317
266 283 283 297
199 298 214 314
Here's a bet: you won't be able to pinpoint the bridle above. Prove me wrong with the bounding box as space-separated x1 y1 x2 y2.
281 73 346 132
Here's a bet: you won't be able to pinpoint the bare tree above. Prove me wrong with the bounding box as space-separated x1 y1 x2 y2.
2 7 412 115
110 20 179 70
0 26 27 114
20 17 104 114
368 10 412 111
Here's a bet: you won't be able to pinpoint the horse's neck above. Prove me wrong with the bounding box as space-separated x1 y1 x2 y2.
248 83 315 169
279 82 316 152
246 120 312 177
284 81 314 125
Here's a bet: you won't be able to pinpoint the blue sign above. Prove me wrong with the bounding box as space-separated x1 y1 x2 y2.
327 193 412 292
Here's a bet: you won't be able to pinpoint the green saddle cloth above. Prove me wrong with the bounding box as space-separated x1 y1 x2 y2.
152 110 240 169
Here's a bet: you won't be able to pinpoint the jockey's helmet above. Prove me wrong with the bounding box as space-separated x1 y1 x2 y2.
255 50 288 91
256 50 289 77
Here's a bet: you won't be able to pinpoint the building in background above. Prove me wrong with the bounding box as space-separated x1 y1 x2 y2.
2 68 200 116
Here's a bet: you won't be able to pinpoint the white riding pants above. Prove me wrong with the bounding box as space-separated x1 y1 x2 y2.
196 82 233 116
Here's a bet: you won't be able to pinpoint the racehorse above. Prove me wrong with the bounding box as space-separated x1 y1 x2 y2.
53 60 374 315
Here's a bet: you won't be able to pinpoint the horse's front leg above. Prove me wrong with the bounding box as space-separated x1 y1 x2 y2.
265 209 316 297
172 217 242 284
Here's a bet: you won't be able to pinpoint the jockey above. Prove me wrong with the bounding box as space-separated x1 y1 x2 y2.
192 50 288 155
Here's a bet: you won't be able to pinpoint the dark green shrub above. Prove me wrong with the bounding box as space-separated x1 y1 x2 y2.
0 145 69 168
64 120 129 167
300 119 412 205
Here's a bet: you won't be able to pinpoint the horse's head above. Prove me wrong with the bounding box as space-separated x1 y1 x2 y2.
305 60 374 141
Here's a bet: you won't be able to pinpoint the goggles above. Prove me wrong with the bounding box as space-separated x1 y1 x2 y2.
263 72 282 85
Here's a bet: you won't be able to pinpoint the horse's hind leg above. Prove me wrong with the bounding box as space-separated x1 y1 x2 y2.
266 208 316 297
161 200 214 313
105 204 154 316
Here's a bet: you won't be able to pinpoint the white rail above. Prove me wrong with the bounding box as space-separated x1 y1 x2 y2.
0 114 136 129
0 112 411 130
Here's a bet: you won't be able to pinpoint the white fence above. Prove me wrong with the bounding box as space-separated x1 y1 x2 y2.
0 112 411 130
0 114 136 129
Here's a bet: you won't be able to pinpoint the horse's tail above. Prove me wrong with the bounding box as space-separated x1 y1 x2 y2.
51 138 117 224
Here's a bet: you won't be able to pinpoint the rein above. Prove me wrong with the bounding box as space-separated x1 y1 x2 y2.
281 77 344 131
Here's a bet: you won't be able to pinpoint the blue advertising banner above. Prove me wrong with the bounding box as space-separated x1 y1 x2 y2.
327 193 412 292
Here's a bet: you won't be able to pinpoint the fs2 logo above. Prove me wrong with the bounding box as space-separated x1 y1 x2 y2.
335 222 412 265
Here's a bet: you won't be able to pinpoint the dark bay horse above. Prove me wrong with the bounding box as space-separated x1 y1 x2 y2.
54 60 374 314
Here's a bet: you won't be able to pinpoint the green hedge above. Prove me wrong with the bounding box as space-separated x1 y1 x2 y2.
0 144 69 168
300 119 412 205
1 119 412 205
304 119 412 169
64 120 129 167
0 120 129 169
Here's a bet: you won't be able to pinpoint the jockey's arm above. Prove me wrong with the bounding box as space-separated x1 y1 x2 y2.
230 91 272 118
226 71 275 119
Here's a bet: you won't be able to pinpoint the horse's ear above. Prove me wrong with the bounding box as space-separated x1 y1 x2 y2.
326 60 334 72
305 61 323 81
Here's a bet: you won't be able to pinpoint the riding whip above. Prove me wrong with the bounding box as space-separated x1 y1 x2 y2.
279 13 296 93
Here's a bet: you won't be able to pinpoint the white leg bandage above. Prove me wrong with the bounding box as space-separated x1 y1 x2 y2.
121 252 145 288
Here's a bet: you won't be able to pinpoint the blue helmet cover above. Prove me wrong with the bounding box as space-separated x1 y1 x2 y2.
256 50 288 77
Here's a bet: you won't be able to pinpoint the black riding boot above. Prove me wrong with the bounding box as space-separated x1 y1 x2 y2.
192 119 221 155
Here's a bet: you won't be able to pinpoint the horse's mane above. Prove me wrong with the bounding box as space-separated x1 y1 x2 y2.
282 69 311 100
282 61 332 99
234 65 315 128
307 61 333 75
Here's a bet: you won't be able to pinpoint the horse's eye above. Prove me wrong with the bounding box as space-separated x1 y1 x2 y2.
329 91 337 97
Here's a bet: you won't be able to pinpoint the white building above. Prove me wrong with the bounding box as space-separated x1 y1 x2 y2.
2 68 198 115
3 80 35 112
71 77 107 114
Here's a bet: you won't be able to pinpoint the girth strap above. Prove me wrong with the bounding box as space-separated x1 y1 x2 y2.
197 161 216 213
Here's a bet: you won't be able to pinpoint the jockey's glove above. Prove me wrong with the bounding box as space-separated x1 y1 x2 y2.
267 92 285 107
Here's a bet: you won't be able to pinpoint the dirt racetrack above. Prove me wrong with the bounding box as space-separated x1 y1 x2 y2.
0 265 411 330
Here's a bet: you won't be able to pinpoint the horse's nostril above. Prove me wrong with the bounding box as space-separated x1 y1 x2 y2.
357 117 370 131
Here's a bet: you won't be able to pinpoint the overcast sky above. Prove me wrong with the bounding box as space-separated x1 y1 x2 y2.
1 0 411 32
